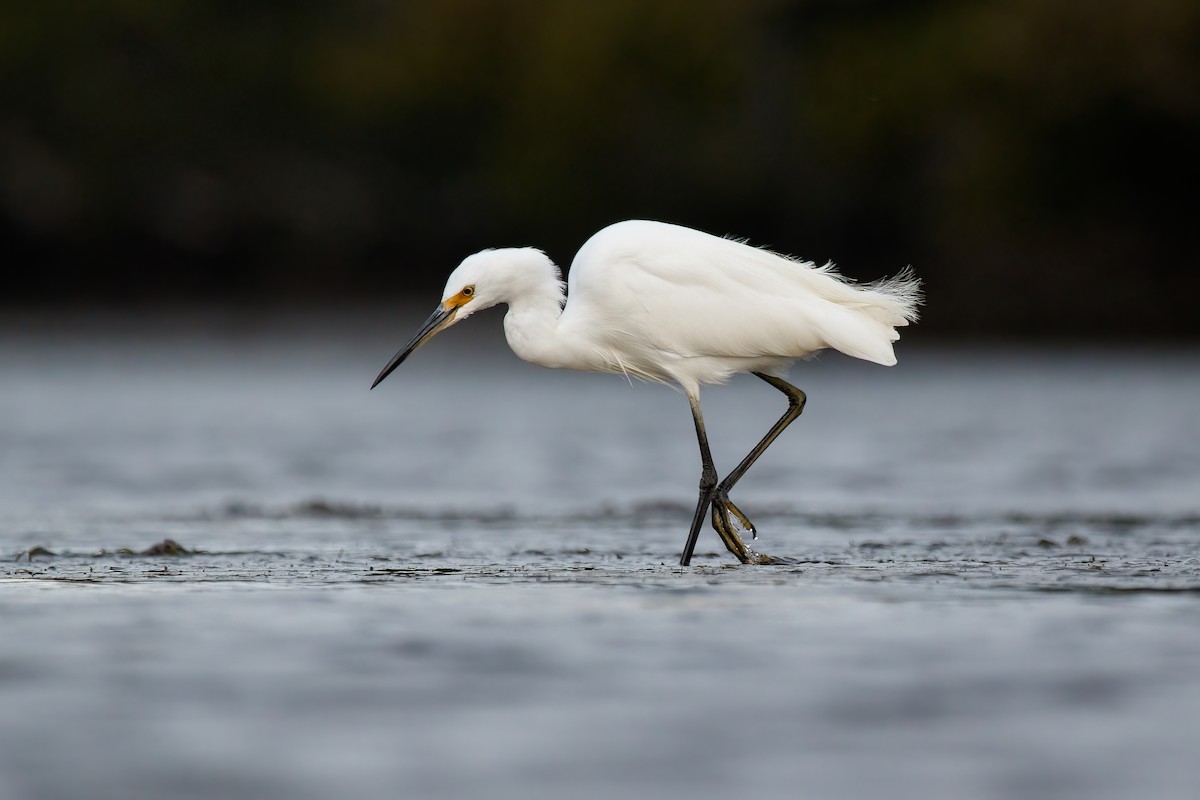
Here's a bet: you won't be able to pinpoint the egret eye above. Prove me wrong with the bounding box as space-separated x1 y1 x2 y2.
462 286 474 297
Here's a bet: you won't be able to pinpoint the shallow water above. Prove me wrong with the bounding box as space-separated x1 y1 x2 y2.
2 312 1199 799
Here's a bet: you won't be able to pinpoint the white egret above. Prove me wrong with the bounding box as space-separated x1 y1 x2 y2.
372 220 922 565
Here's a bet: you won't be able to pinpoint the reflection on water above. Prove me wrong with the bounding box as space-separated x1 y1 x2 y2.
2 313 1199 800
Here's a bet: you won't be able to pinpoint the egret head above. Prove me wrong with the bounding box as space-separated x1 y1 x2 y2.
370 247 558 389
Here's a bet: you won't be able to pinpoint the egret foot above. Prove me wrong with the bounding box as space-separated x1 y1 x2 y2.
717 491 757 539
710 502 750 563
710 493 777 564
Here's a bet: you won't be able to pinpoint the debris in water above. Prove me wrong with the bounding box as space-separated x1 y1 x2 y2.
17 546 57 562
138 537 194 556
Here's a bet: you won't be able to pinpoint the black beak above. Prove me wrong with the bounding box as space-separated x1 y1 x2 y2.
370 304 456 389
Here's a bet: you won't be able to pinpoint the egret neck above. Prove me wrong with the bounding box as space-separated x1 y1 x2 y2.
499 255 581 371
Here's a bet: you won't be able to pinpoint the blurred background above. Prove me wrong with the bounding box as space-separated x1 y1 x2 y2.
5 7 1200 800
2 0 1197 337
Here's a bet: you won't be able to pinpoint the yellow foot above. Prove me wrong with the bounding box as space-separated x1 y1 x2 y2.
718 492 757 540
711 494 764 564
746 550 785 565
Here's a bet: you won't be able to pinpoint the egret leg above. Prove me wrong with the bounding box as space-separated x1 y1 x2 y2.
680 395 732 565
722 373 807 493
679 393 754 566
710 373 807 552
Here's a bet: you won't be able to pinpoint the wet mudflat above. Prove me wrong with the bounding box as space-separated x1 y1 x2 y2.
2 313 1199 799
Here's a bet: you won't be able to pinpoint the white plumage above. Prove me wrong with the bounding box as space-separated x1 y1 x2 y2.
373 219 922 565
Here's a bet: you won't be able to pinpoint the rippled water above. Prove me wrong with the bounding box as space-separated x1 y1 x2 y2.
2 312 1199 799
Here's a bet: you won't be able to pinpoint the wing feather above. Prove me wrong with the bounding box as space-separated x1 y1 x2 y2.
565 220 920 369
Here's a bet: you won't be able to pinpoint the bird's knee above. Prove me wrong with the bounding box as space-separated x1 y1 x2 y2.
790 389 808 413
698 466 718 493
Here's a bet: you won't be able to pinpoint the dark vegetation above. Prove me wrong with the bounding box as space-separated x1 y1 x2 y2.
2 0 1197 336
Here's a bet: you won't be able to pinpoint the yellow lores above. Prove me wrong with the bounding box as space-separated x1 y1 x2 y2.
442 285 475 310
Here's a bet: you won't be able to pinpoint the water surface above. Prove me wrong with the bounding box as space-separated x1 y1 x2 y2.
2 312 1198 799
